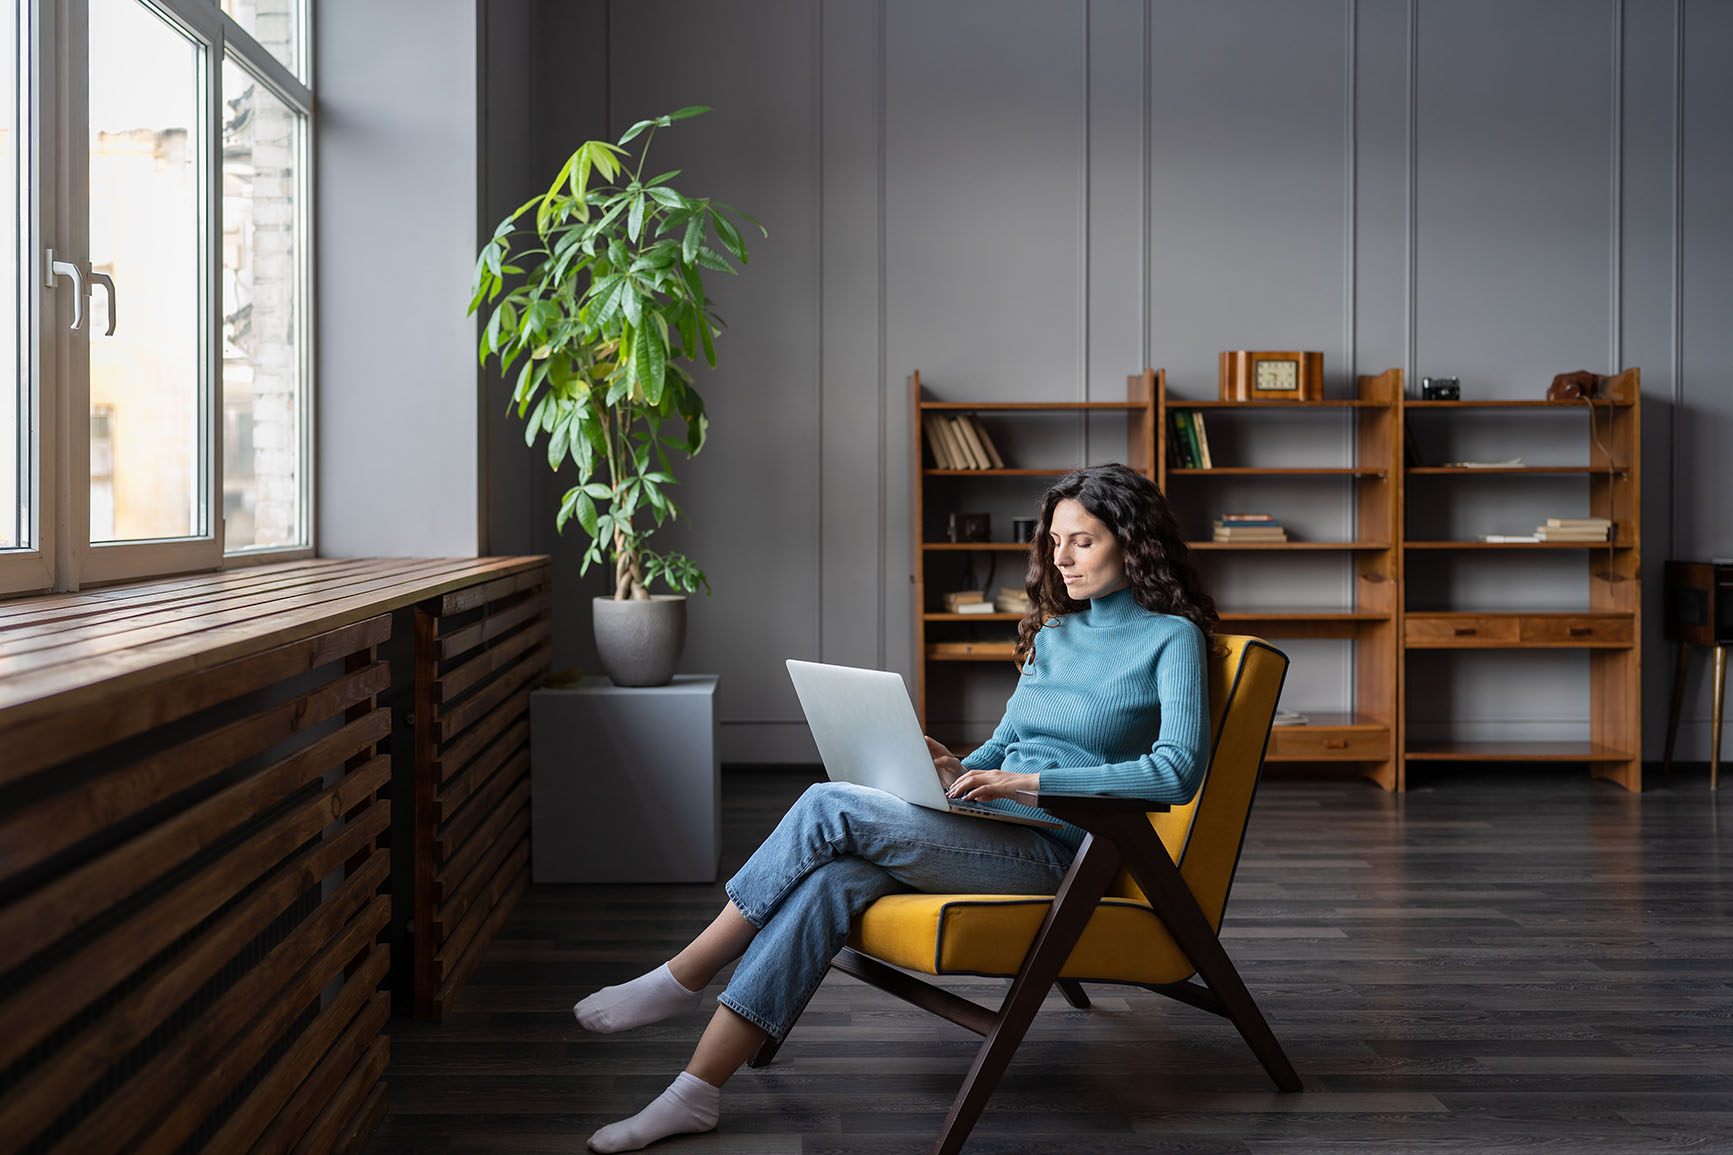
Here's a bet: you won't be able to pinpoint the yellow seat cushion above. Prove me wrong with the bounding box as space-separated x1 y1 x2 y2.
850 891 1198 987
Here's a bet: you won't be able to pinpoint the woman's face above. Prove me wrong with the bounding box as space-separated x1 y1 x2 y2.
1049 498 1128 601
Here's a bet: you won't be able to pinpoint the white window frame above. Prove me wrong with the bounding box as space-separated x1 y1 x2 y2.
0 0 313 596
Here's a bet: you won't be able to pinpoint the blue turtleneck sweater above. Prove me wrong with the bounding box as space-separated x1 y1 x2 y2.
958 586 1210 849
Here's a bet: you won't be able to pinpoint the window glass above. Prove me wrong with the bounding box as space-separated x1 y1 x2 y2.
221 58 303 550
2 0 21 551
219 0 300 80
88 0 206 543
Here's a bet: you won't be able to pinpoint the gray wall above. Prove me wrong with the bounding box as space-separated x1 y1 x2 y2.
317 0 481 557
473 0 1732 764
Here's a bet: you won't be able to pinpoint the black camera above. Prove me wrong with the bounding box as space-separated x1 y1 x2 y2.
1421 376 1460 401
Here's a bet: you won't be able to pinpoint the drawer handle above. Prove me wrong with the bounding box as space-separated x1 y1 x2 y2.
1568 626 1593 637
1453 627 1477 636
1323 739 1348 749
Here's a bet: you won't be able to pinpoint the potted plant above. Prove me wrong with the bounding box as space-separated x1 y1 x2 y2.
470 107 761 685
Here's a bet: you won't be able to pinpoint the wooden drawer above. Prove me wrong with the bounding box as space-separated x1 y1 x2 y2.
1266 727 1390 762
1404 615 1519 647
1519 615 1634 646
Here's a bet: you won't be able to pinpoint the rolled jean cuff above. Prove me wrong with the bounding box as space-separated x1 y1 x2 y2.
723 881 769 929
716 991 787 1040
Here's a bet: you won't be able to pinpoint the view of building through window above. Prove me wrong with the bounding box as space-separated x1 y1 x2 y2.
88 0 203 543
3 0 20 552
222 53 302 550
219 0 300 81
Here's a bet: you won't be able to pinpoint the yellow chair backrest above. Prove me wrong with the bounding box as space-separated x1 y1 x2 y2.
1104 634 1288 932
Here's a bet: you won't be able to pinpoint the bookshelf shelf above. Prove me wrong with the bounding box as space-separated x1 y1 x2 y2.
1404 541 1632 550
923 468 1077 477
1188 541 1393 551
920 400 1148 412
1405 398 1635 409
1407 465 1625 476
1404 741 1633 762
923 612 1021 622
1169 466 1388 477
1167 399 1387 409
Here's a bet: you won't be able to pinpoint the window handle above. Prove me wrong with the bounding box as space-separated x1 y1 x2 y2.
46 249 85 331
88 271 117 336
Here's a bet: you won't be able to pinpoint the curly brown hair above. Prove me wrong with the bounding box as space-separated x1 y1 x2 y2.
1013 463 1217 667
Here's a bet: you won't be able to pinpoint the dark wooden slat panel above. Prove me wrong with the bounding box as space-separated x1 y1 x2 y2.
335 1077 390 1155
435 591 553 663
435 718 527 821
110 910 391 1155
436 566 547 617
291 1035 391 1155
217 987 391 1155
0 757 389 1072
435 641 550 744
433 836 530 946
432 789 529 906
436 748 529 858
0 828 388 1146
429 870 527 1020
0 708 389 975
434 613 551 703
0 613 390 787
0 557 546 723
433 688 531 785
0 661 390 879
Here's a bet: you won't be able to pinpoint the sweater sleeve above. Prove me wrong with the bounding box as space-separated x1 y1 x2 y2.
1033 622 1210 803
959 706 1018 771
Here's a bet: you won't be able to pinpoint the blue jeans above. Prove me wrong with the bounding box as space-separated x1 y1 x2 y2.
719 781 1075 1040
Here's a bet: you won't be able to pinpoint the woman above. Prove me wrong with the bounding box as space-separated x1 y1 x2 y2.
576 462 1217 1152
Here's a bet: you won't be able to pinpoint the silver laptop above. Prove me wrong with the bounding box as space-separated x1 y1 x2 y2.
785 659 1064 830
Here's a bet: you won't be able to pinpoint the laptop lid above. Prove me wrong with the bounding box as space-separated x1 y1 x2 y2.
785 659 953 811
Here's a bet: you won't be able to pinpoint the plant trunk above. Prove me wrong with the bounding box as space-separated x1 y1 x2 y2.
613 526 648 600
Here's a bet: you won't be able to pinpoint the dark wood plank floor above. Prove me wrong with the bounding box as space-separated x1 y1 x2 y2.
367 765 1732 1154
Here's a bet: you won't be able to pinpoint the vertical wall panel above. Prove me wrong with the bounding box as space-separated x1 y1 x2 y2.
1148 0 1353 397
1413 0 1616 390
609 1 822 759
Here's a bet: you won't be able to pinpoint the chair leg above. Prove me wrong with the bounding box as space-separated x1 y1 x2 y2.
1056 979 1091 1010
928 834 1124 1155
1099 811 1302 1093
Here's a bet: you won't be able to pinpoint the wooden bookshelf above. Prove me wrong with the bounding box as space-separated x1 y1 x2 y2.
1400 367 1641 791
1161 368 1403 789
909 369 1158 738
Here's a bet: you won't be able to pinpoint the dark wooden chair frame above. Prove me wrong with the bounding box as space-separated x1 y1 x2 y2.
749 787 1301 1154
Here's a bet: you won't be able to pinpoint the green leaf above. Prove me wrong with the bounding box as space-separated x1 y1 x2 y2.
575 490 599 537
621 285 642 330
582 482 612 500
668 105 711 121
694 245 733 273
547 411 570 470
626 193 646 242
646 169 682 186
524 393 549 445
644 185 684 210
699 313 717 367
682 214 704 265
618 117 658 146
713 212 747 264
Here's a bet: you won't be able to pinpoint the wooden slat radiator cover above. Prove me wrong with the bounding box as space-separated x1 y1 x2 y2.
0 614 394 1155
411 564 552 1021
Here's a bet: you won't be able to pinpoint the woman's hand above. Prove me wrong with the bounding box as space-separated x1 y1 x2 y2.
944 767 1040 804
924 736 964 791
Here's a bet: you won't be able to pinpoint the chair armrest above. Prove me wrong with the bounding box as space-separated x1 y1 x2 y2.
1014 788 1171 821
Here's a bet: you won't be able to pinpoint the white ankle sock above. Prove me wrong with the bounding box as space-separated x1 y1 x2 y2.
587 1071 719 1153
573 962 703 1033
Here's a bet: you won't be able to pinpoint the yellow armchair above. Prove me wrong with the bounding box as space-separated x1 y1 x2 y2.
751 634 1299 1154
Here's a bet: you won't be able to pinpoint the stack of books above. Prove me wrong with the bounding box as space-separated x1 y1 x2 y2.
994 586 1030 615
923 413 1006 470
1167 410 1214 469
1212 513 1287 543
942 590 996 615
1534 516 1611 542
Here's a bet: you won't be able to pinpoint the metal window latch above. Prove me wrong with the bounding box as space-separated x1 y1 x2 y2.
46 248 84 331
45 250 117 336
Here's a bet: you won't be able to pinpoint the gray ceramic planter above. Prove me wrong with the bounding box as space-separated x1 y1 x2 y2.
591 595 687 686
